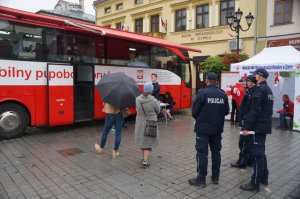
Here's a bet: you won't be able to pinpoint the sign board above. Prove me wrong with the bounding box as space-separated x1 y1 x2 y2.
267 37 300 51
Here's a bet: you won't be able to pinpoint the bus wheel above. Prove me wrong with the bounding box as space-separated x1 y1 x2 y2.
0 103 29 140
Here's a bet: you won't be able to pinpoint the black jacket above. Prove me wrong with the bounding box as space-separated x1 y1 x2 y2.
242 81 273 134
239 86 255 125
192 84 229 134
152 82 160 100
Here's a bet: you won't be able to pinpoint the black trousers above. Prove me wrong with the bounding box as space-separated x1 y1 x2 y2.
195 134 222 182
231 100 239 123
236 135 252 166
243 134 269 187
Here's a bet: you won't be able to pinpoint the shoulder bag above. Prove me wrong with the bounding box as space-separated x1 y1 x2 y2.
139 100 157 137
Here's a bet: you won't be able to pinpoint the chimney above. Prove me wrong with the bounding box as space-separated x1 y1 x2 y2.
79 0 85 12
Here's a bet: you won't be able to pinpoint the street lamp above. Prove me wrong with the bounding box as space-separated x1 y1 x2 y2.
227 8 254 54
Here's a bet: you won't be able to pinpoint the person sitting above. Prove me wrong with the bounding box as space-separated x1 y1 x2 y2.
127 51 149 67
276 94 294 130
162 92 175 121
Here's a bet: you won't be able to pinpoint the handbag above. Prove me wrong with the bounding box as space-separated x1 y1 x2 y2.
139 100 157 137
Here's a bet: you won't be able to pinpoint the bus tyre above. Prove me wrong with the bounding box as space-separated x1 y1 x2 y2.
0 103 29 140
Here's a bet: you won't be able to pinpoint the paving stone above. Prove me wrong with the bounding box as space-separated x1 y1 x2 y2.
0 113 300 199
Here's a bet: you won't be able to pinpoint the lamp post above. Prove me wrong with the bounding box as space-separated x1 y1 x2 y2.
227 8 254 54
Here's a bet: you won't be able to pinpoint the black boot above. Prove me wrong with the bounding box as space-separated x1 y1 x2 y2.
261 180 268 186
211 177 219 185
240 183 260 191
231 162 247 168
188 178 206 188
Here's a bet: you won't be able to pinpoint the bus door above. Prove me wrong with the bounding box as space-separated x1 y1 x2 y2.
48 64 74 126
74 65 94 122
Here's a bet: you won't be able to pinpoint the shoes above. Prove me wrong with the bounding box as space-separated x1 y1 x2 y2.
142 160 150 169
110 127 116 133
240 183 260 191
231 162 247 169
112 150 120 158
211 177 219 185
261 180 268 186
94 144 104 154
188 178 206 187
230 122 235 125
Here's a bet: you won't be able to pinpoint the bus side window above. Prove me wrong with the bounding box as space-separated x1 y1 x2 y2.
0 39 13 58
107 37 150 67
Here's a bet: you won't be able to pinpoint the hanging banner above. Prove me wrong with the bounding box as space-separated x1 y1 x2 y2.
294 71 300 131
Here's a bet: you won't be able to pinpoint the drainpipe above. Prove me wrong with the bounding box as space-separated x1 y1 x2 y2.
253 0 258 55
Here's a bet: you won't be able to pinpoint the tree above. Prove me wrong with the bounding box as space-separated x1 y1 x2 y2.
201 56 227 76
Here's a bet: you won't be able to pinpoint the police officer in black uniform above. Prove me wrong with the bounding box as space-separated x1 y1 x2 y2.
240 68 273 191
231 75 257 168
189 72 229 187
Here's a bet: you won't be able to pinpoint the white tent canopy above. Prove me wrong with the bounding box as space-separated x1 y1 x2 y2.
230 46 300 132
231 46 300 72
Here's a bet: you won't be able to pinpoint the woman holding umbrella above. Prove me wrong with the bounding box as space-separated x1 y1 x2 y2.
95 72 141 158
135 82 160 168
95 103 123 158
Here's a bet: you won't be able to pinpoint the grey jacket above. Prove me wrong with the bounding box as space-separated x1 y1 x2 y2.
134 94 160 149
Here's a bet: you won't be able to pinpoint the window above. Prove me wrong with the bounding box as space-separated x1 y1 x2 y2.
175 9 186 32
220 0 234 26
0 19 105 64
105 7 111 14
107 37 150 67
135 18 143 33
116 3 123 10
115 22 122 30
150 46 191 86
46 30 104 64
0 20 44 60
274 0 293 24
135 0 143 4
151 15 159 32
196 4 209 29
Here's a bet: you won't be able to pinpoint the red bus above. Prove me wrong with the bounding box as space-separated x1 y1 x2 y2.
0 6 201 139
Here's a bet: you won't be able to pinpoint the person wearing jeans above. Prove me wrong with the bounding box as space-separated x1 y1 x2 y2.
276 94 294 130
95 103 124 158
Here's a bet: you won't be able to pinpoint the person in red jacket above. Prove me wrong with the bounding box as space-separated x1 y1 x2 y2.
276 94 294 130
236 81 246 110
230 80 245 125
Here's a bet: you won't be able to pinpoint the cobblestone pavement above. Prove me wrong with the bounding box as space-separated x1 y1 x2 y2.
1 112 300 199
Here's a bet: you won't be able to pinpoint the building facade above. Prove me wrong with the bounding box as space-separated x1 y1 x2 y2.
93 0 260 89
262 0 300 51
37 0 95 23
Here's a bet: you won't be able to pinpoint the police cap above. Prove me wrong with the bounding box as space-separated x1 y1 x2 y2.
246 75 257 83
206 72 218 80
254 68 269 78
